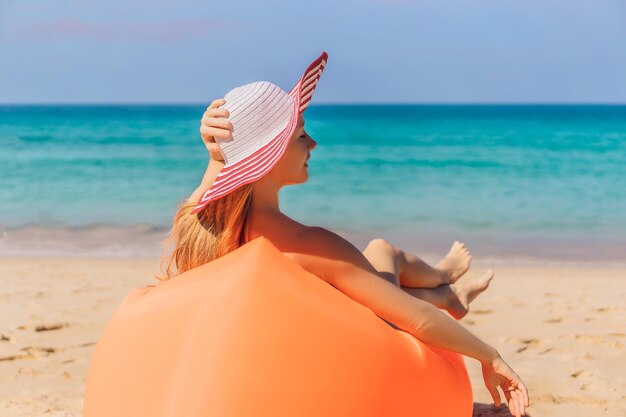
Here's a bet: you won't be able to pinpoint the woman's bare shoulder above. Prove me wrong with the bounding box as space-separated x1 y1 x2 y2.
249 214 372 282
296 226 359 256
285 226 376 283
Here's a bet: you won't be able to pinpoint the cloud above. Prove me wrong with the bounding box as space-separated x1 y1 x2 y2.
1 18 227 43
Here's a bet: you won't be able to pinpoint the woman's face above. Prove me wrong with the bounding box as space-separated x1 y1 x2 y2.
267 113 317 186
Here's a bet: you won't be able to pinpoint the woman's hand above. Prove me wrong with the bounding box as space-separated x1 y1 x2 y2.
199 98 233 163
482 355 529 417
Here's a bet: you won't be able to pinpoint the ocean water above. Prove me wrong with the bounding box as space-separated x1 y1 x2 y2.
1 105 625 260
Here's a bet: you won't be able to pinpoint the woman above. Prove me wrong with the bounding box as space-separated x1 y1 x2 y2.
159 53 529 417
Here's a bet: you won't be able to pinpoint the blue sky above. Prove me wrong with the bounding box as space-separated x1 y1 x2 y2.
2 0 626 104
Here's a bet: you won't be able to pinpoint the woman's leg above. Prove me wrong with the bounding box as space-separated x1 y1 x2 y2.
362 238 493 320
362 238 472 288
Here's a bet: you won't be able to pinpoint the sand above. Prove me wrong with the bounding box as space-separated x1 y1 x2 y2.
0 256 624 417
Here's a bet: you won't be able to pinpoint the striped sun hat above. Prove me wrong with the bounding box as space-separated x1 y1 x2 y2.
191 51 328 214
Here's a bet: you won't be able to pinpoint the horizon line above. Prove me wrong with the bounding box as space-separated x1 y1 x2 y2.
3 101 626 106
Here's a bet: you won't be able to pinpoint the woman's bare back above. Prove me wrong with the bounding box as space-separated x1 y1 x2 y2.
245 211 336 283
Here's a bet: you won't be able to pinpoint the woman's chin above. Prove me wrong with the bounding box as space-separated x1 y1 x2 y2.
284 175 309 186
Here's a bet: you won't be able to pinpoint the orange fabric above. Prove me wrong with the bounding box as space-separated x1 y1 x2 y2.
83 236 472 417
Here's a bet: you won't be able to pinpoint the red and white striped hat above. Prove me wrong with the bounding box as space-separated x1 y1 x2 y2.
191 51 328 214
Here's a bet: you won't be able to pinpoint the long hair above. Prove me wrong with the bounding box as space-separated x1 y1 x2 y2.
155 183 255 282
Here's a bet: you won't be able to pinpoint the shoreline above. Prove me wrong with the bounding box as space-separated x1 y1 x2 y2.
1 224 624 266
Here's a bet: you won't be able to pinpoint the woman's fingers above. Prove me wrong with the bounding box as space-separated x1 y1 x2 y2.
200 99 231 144
203 99 228 121
511 394 521 417
206 142 221 153
512 389 523 417
502 388 515 415
519 382 529 408
200 125 232 141
515 390 526 417
517 389 526 416
203 107 229 119
201 116 233 131
198 99 229 162
208 98 226 109
487 384 501 407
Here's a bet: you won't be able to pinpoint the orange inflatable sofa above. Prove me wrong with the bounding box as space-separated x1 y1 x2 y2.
83 236 472 417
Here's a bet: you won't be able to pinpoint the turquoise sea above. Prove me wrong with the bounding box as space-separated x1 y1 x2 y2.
1 105 624 260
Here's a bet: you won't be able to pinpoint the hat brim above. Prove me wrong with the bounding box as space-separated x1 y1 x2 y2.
191 52 328 214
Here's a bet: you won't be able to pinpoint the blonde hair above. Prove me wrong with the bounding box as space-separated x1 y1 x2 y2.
155 183 255 282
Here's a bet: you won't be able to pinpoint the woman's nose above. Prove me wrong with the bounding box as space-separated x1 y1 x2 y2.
308 137 317 150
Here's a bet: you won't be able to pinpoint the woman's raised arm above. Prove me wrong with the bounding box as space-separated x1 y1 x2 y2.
294 226 529 416
187 99 233 204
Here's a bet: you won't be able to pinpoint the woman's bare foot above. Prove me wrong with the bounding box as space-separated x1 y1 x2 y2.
446 270 494 320
435 241 472 285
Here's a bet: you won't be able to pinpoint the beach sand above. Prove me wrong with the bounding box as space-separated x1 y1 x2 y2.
0 256 624 417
